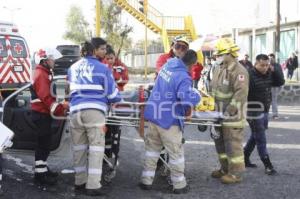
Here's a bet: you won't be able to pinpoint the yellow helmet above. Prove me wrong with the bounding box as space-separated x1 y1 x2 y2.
215 38 240 57
173 35 189 46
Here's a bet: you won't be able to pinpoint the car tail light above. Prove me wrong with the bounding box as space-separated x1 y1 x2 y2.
12 28 18 33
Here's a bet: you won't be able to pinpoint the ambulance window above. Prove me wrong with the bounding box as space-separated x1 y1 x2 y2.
10 39 27 58
0 38 8 58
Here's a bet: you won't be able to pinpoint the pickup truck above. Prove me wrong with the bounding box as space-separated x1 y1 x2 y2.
54 45 80 75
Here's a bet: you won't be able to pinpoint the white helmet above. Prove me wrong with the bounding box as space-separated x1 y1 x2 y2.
34 48 63 64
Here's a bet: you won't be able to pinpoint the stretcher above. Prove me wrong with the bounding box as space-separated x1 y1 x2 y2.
102 87 224 182
106 103 223 129
106 86 223 134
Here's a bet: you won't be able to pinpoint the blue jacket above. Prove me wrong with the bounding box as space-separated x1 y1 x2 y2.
67 56 122 114
144 58 201 131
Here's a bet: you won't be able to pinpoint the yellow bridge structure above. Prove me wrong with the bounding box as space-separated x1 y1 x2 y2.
113 0 203 64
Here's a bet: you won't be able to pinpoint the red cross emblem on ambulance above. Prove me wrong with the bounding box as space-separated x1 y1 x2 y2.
14 43 23 54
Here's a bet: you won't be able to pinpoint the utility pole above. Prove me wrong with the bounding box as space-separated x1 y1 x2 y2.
144 0 148 80
138 0 148 80
275 0 280 63
95 0 101 37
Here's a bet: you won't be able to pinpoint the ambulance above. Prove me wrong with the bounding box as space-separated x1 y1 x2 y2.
0 21 31 94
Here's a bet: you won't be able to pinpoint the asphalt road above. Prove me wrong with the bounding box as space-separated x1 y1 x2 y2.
1 105 300 199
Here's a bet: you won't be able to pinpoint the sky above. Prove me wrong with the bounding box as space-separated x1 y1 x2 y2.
0 0 299 52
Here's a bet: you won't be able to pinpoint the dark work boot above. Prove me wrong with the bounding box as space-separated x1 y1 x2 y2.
74 183 86 195
46 166 59 178
261 156 277 175
86 187 106 196
138 182 152 190
34 172 57 186
244 150 257 168
173 185 190 194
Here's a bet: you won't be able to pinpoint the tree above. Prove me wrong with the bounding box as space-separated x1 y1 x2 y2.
133 38 164 55
64 5 91 44
100 0 133 57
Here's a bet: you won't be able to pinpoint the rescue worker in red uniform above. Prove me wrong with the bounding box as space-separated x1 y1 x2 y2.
31 48 68 186
156 36 189 73
155 36 192 169
190 62 203 89
104 45 129 91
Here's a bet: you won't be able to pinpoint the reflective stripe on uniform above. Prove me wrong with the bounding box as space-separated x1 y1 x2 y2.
35 160 47 166
228 155 244 164
169 157 185 165
73 144 88 151
75 167 86 173
70 83 104 91
218 153 228 160
89 146 104 152
108 88 119 99
142 170 155 177
222 120 245 128
230 99 240 106
50 102 59 114
171 175 185 183
212 89 233 99
31 99 41 103
88 168 102 175
70 103 107 113
35 168 48 173
145 151 160 158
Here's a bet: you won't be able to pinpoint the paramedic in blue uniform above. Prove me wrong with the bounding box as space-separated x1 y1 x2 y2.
68 41 121 196
139 50 201 194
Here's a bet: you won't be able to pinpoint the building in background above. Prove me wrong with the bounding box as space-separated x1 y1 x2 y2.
222 20 300 64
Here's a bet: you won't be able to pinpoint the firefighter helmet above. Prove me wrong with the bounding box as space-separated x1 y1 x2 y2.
215 38 240 57
173 35 189 46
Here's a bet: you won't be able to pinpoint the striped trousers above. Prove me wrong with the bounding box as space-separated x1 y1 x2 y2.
141 122 187 189
70 109 106 189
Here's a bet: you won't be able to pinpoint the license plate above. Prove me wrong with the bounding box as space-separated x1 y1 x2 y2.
13 65 23 72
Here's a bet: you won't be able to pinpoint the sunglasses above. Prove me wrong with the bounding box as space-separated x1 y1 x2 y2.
174 43 188 52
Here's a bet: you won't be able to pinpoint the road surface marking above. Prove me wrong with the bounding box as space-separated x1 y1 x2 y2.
121 137 300 150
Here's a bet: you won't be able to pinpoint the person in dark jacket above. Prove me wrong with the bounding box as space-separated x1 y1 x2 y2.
269 53 284 119
239 54 253 70
286 52 298 80
244 54 285 175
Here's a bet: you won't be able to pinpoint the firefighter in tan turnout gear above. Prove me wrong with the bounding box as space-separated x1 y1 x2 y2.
210 38 249 184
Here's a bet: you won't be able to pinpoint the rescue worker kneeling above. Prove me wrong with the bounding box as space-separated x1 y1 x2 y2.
67 41 121 196
210 38 249 184
140 50 201 194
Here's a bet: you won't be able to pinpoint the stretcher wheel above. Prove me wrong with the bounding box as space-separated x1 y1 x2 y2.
197 125 207 132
